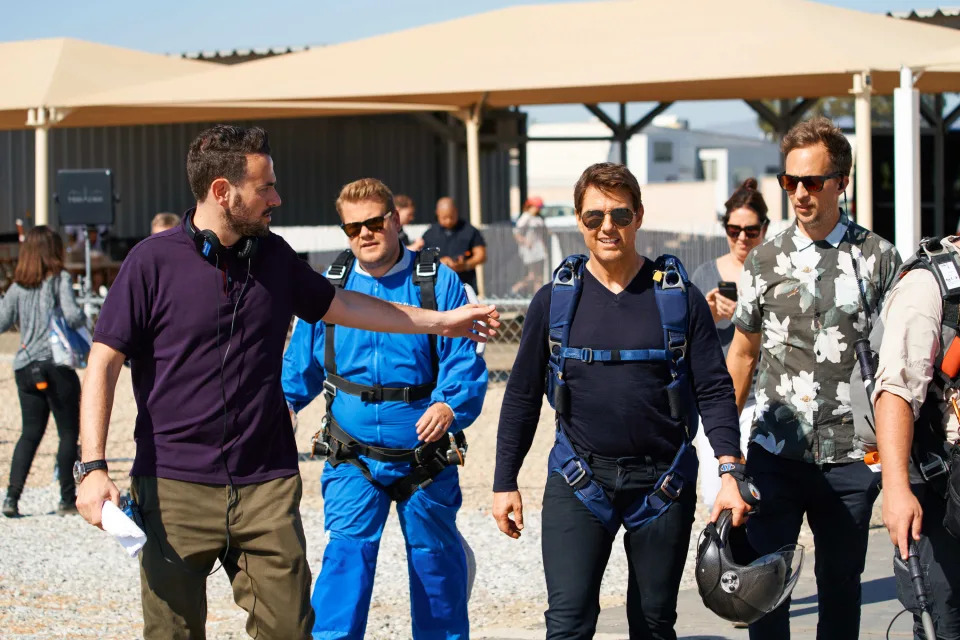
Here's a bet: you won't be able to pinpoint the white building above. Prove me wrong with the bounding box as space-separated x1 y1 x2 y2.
526 116 781 219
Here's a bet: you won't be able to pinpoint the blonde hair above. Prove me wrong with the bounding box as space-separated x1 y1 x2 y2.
335 178 396 217
151 212 180 230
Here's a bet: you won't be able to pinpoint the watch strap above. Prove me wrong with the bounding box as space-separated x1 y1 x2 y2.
78 459 108 480
718 461 746 477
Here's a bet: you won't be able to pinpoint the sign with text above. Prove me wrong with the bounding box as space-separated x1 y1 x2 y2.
56 169 114 226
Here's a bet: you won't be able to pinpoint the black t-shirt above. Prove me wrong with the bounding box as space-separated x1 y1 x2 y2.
493 259 741 492
421 220 486 290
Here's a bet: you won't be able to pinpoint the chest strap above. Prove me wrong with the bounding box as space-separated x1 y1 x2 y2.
322 247 440 405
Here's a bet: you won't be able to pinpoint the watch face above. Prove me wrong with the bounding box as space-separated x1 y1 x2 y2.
72 460 85 484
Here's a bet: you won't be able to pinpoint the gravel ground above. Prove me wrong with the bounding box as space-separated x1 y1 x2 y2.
0 330 873 639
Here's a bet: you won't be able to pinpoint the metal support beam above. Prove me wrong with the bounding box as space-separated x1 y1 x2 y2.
625 102 674 138
518 111 528 213
618 103 628 165
788 98 818 125
945 103 960 129
745 100 781 129
933 94 946 236
583 103 620 133
851 72 873 230
411 112 462 143
894 66 921 259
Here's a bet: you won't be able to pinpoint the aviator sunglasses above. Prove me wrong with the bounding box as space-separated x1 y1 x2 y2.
776 171 843 193
579 207 637 230
725 224 765 240
340 211 393 238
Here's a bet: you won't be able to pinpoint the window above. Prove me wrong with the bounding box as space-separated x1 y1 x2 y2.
653 141 673 163
700 158 717 181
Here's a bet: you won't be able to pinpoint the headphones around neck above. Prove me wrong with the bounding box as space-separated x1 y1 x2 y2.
185 211 258 266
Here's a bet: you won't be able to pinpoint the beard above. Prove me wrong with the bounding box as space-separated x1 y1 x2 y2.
224 193 271 238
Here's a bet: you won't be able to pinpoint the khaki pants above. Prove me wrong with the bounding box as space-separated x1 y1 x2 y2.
131 474 314 640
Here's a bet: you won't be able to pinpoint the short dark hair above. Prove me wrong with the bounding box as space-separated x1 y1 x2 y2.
573 162 642 214
781 116 852 176
186 125 271 202
723 178 769 226
15 226 64 288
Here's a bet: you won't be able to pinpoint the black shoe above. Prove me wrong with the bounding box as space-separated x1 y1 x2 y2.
2 497 19 518
56 500 78 516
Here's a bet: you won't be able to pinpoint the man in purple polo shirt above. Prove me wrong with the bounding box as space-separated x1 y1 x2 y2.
74 124 498 640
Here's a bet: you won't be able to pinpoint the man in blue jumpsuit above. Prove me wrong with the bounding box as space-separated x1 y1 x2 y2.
283 178 487 640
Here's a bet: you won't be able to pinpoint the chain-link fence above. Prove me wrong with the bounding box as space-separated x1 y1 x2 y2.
478 223 730 382
304 223 730 383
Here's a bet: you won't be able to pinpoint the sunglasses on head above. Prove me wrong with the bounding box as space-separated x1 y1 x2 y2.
340 211 392 238
776 171 843 193
725 224 765 240
579 207 636 230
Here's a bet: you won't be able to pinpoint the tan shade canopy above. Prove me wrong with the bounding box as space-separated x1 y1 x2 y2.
0 37 218 129
0 38 461 130
71 0 960 111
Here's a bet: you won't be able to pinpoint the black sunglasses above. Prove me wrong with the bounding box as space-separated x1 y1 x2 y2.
776 171 843 193
725 224 765 240
579 207 636 230
340 211 393 238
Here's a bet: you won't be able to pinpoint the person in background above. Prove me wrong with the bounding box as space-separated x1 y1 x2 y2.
150 212 181 235
1 226 86 518
421 197 486 292
394 194 423 250
691 178 769 510
511 196 548 295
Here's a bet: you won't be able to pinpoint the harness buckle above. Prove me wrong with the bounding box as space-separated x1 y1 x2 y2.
580 348 593 363
322 379 338 398
553 266 577 287
360 384 384 403
668 334 687 362
659 473 682 501
660 266 686 292
415 262 438 279
327 264 347 281
564 459 587 487
920 454 950 482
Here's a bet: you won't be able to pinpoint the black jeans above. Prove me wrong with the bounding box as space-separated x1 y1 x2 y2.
8 362 81 502
541 452 696 640
745 445 881 640
894 476 960 640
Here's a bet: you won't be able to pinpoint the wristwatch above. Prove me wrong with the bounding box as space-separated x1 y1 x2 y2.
718 462 746 477
73 459 108 484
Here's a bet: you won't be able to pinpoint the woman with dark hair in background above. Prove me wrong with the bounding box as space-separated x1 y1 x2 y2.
1 226 86 517
692 178 769 510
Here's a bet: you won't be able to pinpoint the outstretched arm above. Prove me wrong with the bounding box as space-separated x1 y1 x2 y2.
323 288 499 343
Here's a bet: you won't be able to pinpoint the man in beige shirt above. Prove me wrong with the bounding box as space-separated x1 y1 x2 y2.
873 237 960 638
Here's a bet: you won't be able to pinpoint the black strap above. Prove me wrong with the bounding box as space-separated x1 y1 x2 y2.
322 418 466 502
327 418 434 464
413 248 440 381
324 373 434 403
323 248 440 405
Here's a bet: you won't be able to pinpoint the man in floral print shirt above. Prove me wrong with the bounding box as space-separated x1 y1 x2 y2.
726 117 901 640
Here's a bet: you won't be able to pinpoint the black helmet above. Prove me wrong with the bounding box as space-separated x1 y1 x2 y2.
695 510 804 625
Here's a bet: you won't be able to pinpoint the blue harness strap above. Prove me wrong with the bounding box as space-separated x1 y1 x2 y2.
545 254 699 534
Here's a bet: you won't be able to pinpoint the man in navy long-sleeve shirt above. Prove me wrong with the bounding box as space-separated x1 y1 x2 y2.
493 162 749 640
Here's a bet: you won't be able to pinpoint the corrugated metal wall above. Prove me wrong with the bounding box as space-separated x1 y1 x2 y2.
0 113 513 239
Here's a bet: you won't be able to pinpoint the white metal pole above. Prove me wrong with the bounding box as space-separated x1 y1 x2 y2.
465 109 483 229
893 66 921 259
33 107 49 226
852 72 873 230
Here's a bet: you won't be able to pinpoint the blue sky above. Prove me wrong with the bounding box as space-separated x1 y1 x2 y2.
0 0 949 134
